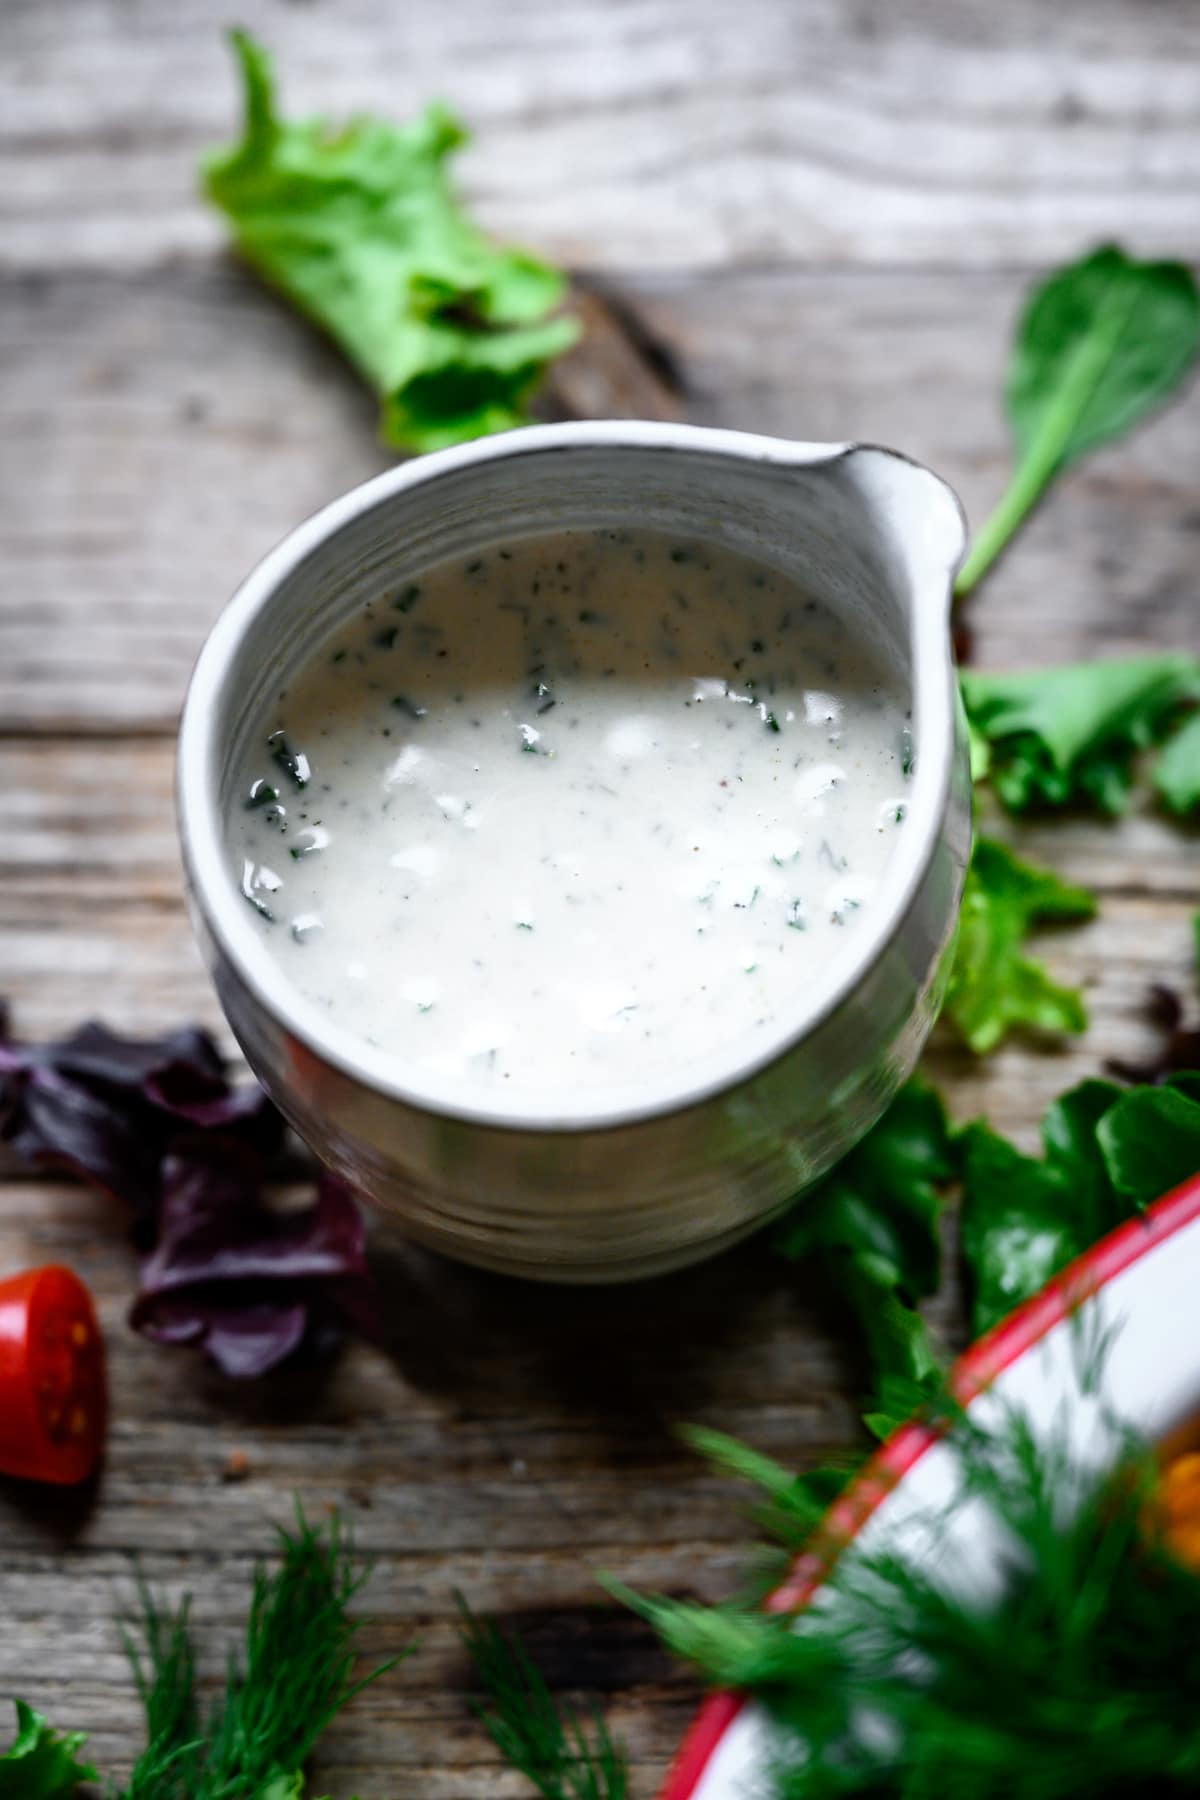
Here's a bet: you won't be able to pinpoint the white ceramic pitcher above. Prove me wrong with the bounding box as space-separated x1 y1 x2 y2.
178 422 972 1281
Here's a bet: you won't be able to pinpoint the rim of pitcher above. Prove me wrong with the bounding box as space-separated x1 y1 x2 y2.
177 420 967 1134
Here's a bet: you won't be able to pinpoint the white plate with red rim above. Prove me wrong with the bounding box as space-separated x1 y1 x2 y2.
660 1169 1200 1800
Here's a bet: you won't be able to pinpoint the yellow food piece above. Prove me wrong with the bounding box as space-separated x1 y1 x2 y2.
1158 1451 1200 1570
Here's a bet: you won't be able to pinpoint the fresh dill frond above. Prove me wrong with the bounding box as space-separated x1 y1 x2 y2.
458 1598 627 1800
624 1398 1200 1799
121 1581 200 1799
677 1424 859 1581
118 1509 409 1800
605 1577 829 1699
198 1511 408 1798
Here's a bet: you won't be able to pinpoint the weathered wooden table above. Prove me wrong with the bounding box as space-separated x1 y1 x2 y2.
1 2 1197 1791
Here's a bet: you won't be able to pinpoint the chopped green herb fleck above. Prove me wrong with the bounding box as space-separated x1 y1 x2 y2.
267 730 310 789
395 585 422 613
392 695 427 720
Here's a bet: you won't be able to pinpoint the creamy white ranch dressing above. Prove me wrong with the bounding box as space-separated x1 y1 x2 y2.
229 529 911 1097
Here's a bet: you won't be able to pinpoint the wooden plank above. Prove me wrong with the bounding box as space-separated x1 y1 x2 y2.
0 870 1194 1787
4 264 1199 732
2 0 1199 274
2 4 1198 1788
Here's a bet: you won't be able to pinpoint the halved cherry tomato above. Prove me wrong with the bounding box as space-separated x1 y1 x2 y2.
0 1265 106 1485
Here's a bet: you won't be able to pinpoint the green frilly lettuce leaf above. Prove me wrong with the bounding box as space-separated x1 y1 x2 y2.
945 836 1095 1053
203 31 578 453
0 1699 97 1799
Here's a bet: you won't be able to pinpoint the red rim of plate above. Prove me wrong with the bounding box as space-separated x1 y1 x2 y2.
661 1167 1200 1800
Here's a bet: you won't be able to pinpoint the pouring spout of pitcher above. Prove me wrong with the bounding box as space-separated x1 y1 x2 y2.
831 443 968 632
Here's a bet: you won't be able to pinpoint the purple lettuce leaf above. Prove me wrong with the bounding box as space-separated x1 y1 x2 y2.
0 1013 281 1219
1106 982 1200 1086
131 1147 379 1379
0 1005 376 1378
0 1057 164 1223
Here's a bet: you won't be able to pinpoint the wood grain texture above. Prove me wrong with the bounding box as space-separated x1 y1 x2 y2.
2 0 1199 274
1 0 1199 1791
0 1171 863 1791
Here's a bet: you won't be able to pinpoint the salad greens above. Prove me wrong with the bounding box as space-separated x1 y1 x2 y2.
955 245 1200 597
619 1404 1200 1799
774 1082 955 1427
944 836 1095 1054
774 1072 1200 1416
961 1078 1141 1335
673 1428 857 1575
203 31 577 453
1155 709 1200 815
958 1072 1200 1334
1098 1076 1200 1207
962 653 1200 815
448 1062 1200 1800
0 1702 96 1799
